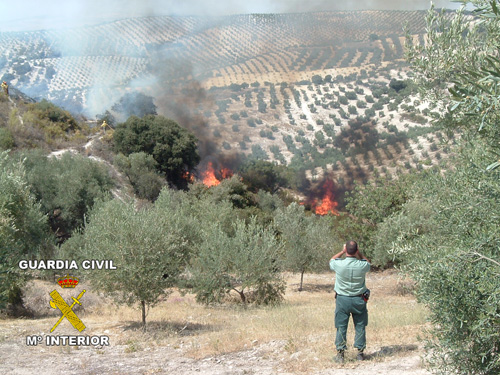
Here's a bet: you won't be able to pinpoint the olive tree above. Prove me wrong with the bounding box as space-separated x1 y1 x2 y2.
0 151 51 311
68 193 190 326
190 217 285 305
114 152 166 201
273 203 332 291
375 148 500 375
406 1 500 169
401 2 500 373
21 150 113 241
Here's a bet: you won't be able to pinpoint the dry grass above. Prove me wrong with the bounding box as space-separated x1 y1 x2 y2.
2 270 427 373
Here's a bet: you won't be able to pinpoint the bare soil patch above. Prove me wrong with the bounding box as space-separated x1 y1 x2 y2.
0 271 430 375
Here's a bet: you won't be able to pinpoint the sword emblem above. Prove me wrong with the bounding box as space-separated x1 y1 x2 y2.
49 289 86 332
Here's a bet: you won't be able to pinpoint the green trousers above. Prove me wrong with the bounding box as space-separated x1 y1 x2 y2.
334 294 368 351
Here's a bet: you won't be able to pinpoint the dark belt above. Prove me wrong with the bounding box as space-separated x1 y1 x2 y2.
335 292 369 301
335 293 363 298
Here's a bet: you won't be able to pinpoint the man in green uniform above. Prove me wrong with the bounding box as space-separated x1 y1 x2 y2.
329 240 370 363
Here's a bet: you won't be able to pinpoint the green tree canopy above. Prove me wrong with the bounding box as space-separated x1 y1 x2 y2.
113 115 200 189
64 194 190 326
114 152 166 201
335 173 419 265
399 2 500 373
189 175 256 209
190 217 285 305
377 146 500 374
20 150 114 241
273 203 333 290
238 159 290 193
406 1 500 169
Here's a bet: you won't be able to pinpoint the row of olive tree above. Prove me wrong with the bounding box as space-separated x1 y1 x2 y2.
2 106 337 319
60 180 336 326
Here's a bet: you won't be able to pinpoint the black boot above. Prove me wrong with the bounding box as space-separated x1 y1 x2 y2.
357 349 365 361
334 350 345 363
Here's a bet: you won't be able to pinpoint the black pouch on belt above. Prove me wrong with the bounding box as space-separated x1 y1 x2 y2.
361 289 371 302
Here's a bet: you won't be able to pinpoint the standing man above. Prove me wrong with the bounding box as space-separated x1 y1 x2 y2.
330 240 370 363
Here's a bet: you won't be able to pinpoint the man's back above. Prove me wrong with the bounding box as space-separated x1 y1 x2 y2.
329 241 371 361
330 257 370 296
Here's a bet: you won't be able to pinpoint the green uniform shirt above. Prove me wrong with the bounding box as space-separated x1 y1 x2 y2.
329 257 370 296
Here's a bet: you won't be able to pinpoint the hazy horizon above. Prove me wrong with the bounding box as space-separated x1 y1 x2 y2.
0 0 464 32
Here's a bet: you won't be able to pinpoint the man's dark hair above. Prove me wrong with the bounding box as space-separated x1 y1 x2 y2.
346 241 358 255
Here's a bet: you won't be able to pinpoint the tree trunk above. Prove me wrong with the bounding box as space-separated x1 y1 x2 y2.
141 300 146 327
233 288 246 304
299 269 305 292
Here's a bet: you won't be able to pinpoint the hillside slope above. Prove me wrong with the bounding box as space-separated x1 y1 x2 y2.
0 11 428 111
0 10 453 207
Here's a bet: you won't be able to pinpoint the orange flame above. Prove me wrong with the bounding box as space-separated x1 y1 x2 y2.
202 162 220 187
312 179 339 216
201 162 234 186
183 171 194 183
220 168 232 179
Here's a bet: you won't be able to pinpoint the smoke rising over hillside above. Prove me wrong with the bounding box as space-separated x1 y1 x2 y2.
0 0 460 212
1 0 461 31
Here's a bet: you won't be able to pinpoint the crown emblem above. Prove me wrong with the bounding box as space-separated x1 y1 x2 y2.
57 274 79 288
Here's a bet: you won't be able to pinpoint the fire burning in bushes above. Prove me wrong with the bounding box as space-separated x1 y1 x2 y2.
201 161 233 186
195 156 340 217
306 178 340 216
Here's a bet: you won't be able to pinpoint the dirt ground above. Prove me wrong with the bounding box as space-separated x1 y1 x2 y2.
0 271 431 375
0 341 429 375
0 331 430 375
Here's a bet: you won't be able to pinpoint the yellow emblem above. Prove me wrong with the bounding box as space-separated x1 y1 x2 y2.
49 289 86 333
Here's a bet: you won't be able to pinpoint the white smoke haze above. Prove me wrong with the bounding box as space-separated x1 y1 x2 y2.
0 0 467 121
1 0 463 32
0 0 467 175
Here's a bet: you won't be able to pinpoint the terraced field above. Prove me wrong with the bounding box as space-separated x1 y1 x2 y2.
0 10 452 199
0 11 428 94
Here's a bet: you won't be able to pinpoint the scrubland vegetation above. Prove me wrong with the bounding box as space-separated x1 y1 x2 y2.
1 3 499 375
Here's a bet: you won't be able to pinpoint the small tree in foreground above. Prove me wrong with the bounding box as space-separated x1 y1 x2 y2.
191 217 285 305
71 197 190 326
273 203 332 291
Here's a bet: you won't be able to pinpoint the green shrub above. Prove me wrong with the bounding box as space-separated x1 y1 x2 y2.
0 128 15 150
21 150 114 240
114 152 165 201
